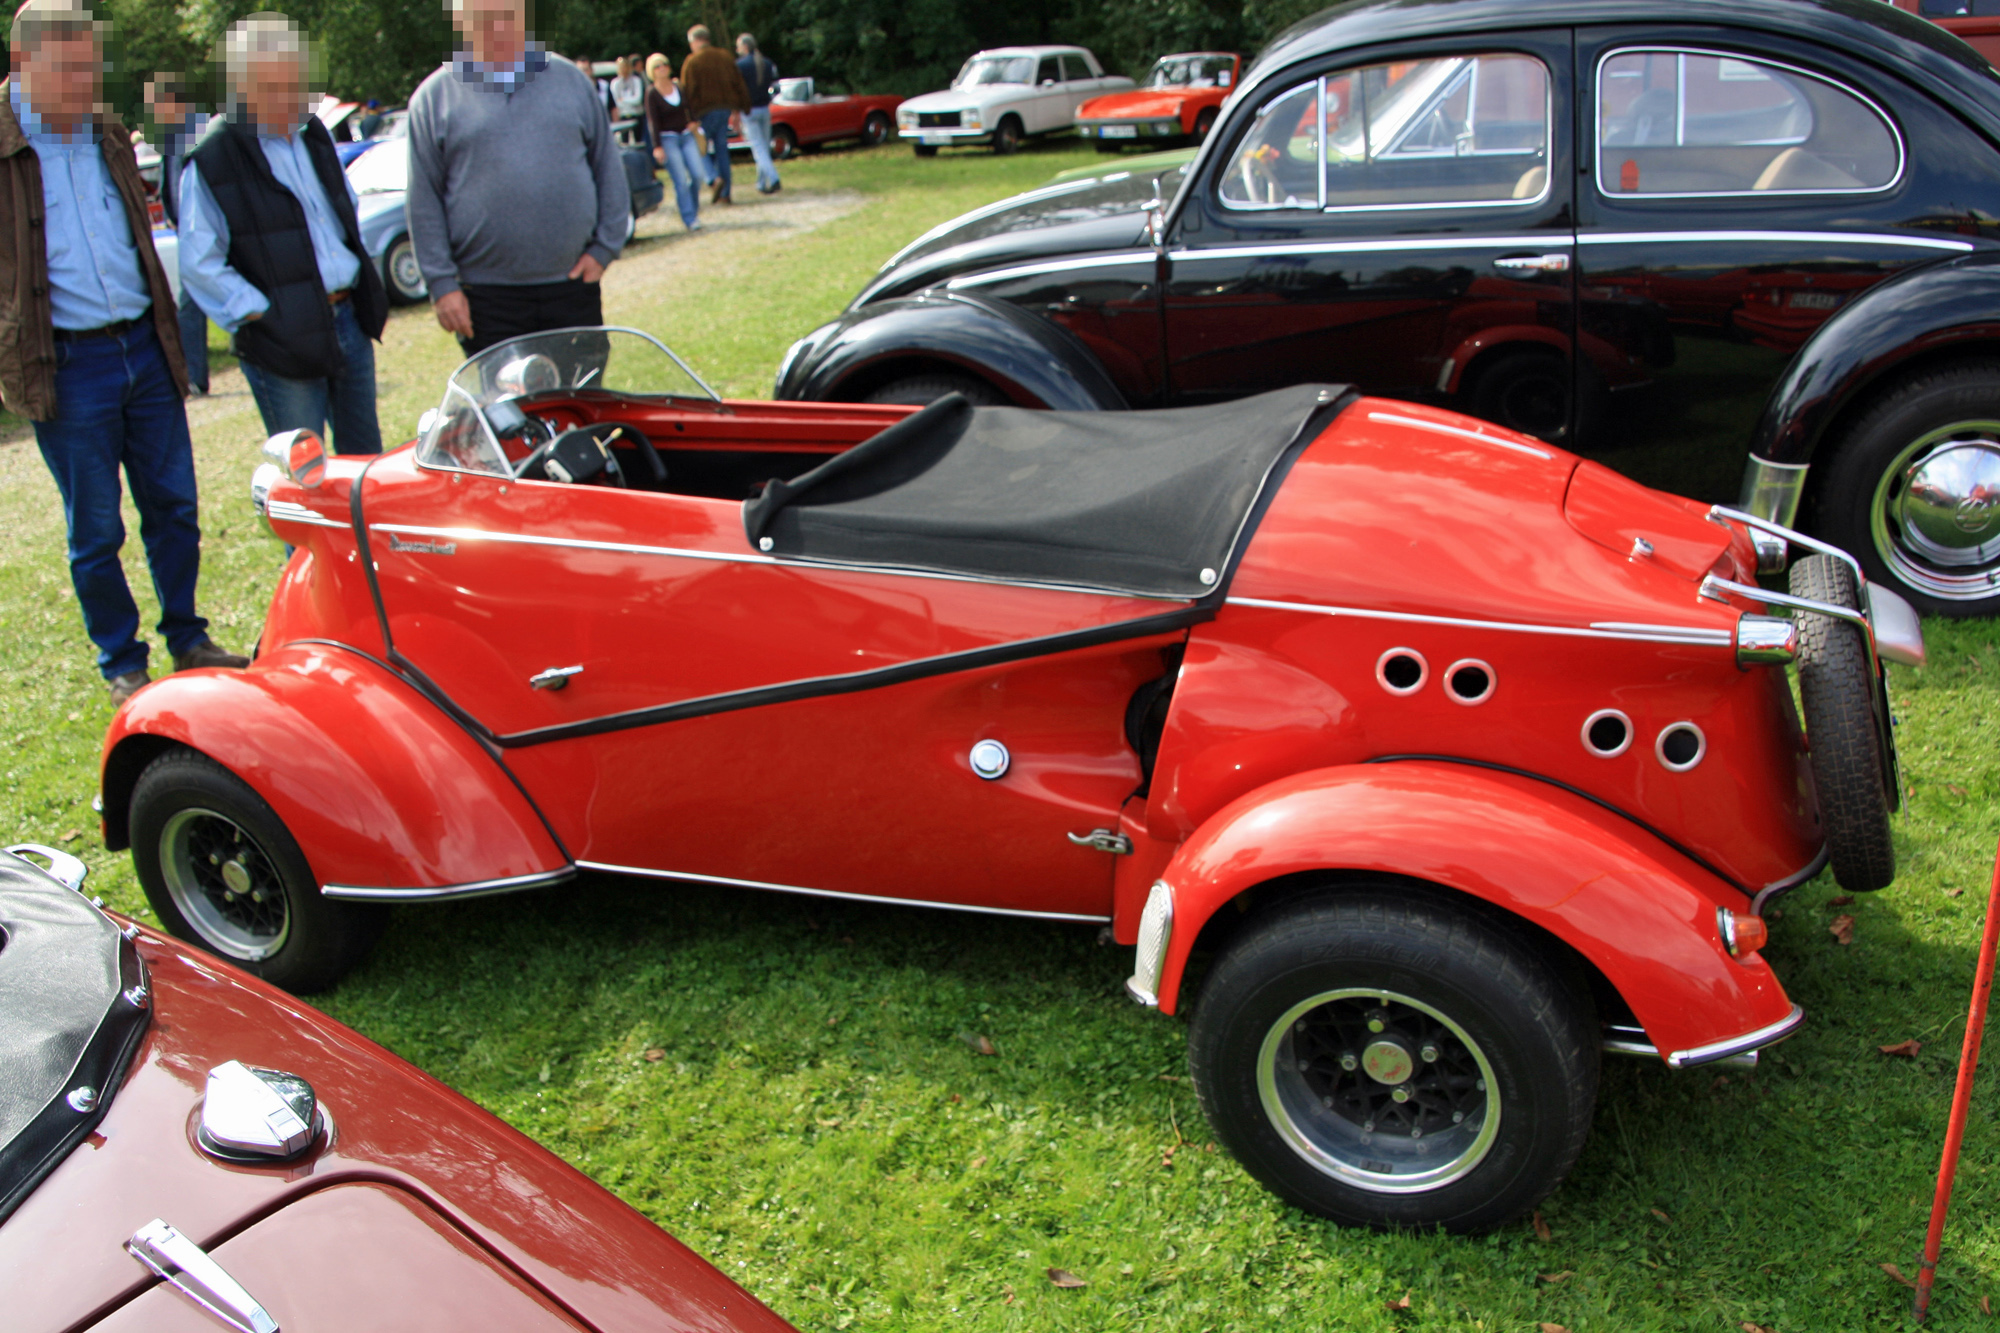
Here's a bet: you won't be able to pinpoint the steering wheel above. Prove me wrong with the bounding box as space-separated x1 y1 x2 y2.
513 421 667 488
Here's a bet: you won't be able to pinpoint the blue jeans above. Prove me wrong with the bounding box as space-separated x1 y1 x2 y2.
700 107 734 199
177 285 209 394
33 319 207 679
656 131 704 228
238 301 382 455
742 106 780 191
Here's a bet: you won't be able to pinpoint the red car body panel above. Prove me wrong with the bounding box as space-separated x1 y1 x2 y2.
2 923 793 1333
772 92 904 149
1075 53 1240 136
105 386 1822 1065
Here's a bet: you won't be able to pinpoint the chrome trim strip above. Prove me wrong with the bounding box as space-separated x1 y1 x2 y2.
1699 573 1881 676
1591 46 1907 203
1666 1003 1805 1069
265 499 347 529
1172 234 1560 263
1736 457 1810 527
1578 229 1970 252
368 523 1186 602
1364 410 1553 459
945 251 1159 290
1709 505 1868 595
576 860 1112 923
1750 843 1830 917
1603 1029 1758 1068
1226 596 1734 646
321 866 575 902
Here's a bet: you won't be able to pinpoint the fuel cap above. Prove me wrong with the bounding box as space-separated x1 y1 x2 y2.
197 1060 322 1162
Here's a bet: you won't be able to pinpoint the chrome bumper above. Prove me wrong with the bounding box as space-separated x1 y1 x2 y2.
1602 1003 1806 1070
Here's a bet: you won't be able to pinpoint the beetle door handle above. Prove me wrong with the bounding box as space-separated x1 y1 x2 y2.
127 1219 279 1333
1492 252 1570 273
529 665 583 691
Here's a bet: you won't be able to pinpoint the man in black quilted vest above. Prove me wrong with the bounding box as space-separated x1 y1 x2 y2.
180 14 386 454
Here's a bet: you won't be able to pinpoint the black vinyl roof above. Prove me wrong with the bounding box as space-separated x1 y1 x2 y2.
743 385 1350 599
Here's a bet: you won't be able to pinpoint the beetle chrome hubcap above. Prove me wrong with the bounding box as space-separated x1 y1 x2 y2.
160 808 289 961
1871 421 2000 601
1257 988 1499 1193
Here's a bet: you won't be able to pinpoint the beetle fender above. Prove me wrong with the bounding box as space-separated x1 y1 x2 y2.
101 643 568 894
774 289 1129 409
1150 761 1796 1062
1751 248 2000 465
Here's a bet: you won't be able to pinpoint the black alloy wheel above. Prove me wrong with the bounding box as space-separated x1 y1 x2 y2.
992 117 1023 155
1811 361 2000 617
771 124 798 160
130 748 385 993
383 234 426 305
863 373 1005 407
913 143 939 158
862 112 892 147
1789 554 1898 892
1467 347 1570 442
1193 107 1218 144
1189 889 1598 1231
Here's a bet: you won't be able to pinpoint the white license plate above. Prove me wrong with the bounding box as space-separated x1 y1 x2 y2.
920 133 953 145
1100 125 1137 138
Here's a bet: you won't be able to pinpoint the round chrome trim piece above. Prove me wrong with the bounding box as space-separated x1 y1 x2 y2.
1374 647 1428 696
1444 658 1495 706
1655 722 1707 773
1255 987 1501 1194
969 739 1011 780
159 807 290 962
1581 708 1634 757
1870 421 2000 602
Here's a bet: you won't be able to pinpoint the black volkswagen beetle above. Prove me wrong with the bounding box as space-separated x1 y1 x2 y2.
777 0 2000 617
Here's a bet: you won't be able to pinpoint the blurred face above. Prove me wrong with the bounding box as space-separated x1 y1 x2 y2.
649 62 672 89
456 0 526 65
239 52 306 135
20 31 102 133
686 29 706 51
736 38 749 57
145 78 189 125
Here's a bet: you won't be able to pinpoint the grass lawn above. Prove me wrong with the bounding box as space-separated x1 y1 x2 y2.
5 137 2000 1330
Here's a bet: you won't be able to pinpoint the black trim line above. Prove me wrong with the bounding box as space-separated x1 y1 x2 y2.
350 452 395 655
1366 754 1750 894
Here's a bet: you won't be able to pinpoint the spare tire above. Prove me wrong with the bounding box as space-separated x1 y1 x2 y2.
1790 554 1896 892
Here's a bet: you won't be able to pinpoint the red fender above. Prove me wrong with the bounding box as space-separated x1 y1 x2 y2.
100 644 568 894
1151 761 1797 1062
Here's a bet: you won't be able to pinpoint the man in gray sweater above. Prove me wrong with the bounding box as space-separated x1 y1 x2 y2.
406 0 627 354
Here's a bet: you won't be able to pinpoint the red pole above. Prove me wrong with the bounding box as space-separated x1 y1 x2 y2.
1914 838 2000 1321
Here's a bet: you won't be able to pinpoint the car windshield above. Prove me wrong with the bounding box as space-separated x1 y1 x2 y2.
1146 55 1233 89
956 56 1034 87
346 141 407 194
418 327 717 477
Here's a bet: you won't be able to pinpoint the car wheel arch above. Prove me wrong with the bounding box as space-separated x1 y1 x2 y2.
827 353 1038 407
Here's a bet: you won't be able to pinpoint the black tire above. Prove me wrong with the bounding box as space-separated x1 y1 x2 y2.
130 749 385 993
771 124 798 160
1188 889 1598 1231
1193 107 1218 144
1808 361 2000 617
1466 347 1570 442
382 234 426 305
913 143 938 158
862 373 1005 407
861 112 891 147
992 117 1023 155
1790 554 1897 892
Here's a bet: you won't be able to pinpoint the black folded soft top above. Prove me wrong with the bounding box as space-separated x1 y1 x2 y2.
743 384 1352 599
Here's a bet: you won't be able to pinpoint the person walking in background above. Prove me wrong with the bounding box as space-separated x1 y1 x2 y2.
355 98 384 138
1 0 246 705
180 14 386 457
645 53 702 233
680 25 746 205
734 34 779 195
143 72 211 394
407 0 627 354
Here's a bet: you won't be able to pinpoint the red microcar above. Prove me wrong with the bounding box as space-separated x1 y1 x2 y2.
0 844 794 1332
101 328 1924 1229
732 77 902 158
1075 51 1240 147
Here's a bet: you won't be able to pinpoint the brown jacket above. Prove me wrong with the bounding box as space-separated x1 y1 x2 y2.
0 77 186 422
679 46 750 120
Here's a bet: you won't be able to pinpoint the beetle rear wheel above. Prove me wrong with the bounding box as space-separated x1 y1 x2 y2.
1790 554 1897 892
131 748 384 993
862 373 1005 407
1189 890 1597 1231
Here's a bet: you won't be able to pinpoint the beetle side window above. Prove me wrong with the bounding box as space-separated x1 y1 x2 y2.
1219 54 1550 213
1597 50 1901 196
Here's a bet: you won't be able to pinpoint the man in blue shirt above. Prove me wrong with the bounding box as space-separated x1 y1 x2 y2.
181 14 386 453
0 0 246 706
144 72 210 394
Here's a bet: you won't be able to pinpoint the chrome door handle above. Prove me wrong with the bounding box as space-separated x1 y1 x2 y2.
1492 253 1571 273
127 1219 279 1333
1067 829 1133 855
529 665 583 691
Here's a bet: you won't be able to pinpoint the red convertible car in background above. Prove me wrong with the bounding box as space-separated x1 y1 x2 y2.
0 844 793 1332
102 328 1922 1230
732 79 902 159
1076 51 1241 148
